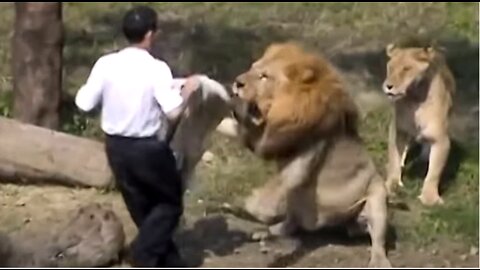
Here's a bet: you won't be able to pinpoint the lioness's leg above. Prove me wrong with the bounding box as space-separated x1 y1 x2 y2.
418 136 450 206
365 182 392 268
400 143 410 168
386 120 409 194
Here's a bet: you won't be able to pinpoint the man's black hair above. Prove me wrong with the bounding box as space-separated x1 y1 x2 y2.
122 5 158 44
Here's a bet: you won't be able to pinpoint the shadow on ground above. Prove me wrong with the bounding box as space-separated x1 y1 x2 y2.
265 223 398 267
174 215 250 267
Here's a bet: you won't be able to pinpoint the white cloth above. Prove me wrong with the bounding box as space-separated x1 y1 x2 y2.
75 47 184 138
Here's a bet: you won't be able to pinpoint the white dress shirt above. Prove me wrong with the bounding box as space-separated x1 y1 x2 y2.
75 47 184 138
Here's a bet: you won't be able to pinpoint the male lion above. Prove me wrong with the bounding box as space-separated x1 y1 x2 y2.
383 44 456 206
219 42 392 268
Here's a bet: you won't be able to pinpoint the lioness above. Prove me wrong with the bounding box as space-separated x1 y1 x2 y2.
383 44 456 206
219 42 392 267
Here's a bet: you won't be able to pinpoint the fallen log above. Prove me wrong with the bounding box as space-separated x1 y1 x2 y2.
0 75 232 189
0 116 113 188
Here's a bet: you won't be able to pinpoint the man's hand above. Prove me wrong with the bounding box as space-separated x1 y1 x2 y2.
165 75 201 129
180 75 201 100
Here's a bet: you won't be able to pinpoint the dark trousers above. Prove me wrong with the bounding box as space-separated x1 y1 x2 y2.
104 135 184 267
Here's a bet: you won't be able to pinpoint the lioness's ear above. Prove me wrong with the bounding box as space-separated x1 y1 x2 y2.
424 46 436 58
416 46 435 62
386 43 396 57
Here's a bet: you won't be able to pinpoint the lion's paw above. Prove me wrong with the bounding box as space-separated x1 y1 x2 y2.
268 221 296 237
418 191 444 206
244 189 285 224
368 254 392 268
385 177 404 195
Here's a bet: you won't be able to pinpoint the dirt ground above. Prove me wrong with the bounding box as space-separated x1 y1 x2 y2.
0 182 478 268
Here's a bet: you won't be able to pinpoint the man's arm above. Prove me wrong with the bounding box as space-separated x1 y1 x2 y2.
153 62 197 125
75 57 106 112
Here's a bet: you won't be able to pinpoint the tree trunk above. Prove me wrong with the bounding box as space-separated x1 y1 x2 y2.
12 2 63 130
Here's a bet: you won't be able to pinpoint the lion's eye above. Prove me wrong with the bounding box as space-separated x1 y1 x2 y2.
259 73 268 80
402 66 411 72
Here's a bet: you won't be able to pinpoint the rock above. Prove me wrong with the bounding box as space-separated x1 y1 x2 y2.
15 201 26 207
259 240 270 254
234 248 241 254
431 249 438 256
260 246 270 254
23 217 31 224
251 231 270 242
201 151 215 163
259 240 267 248
273 249 285 257
460 254 468 261
470 246 479 256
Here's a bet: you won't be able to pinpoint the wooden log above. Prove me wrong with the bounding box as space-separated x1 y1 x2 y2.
0 116 113 188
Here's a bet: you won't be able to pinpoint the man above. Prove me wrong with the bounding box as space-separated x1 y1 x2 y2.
75 5 197 267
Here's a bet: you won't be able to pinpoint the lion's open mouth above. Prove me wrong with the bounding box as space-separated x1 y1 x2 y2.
247 102 265 126
247 102 261 118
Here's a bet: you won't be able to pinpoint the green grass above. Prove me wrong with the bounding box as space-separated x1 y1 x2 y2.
0 2 477 248
394 155 480 247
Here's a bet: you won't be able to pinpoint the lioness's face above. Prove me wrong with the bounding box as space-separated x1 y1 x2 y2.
383 45 434 101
